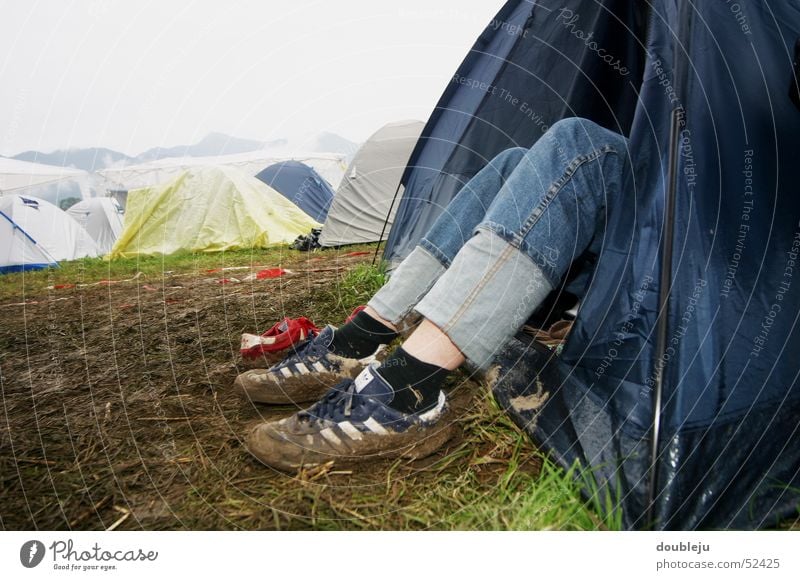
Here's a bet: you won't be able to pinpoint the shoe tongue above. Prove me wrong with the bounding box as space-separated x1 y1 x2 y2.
319 325 336 349
353 365 394 404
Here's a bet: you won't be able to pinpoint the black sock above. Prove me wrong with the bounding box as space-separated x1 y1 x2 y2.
376 347 450 414
329 310 399 358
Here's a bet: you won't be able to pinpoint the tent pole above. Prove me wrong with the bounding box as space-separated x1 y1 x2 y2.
372 181 403 266
646 107 683 528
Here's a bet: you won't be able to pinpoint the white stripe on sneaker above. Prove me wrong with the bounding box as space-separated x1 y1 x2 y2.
279 366 293 378
337 421 363 441
295 362 310 375
363 417 389 435
319 427 343 447
418 391 446 422
313 361 327 373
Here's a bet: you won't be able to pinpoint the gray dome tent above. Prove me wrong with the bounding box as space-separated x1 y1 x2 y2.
319 120 423 247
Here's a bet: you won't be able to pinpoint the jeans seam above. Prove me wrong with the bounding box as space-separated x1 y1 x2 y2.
474 224 561 288
442 232 515 332
516 145 617 242
419 238 452 269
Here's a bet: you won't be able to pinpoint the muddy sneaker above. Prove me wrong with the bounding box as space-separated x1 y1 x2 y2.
245 365 455 471
233 326 386 405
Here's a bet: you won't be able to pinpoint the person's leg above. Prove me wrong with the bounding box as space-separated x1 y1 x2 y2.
413 117 629 370
364 146 529 328
234 147 529 405
373 117 627 410
247 118 630 471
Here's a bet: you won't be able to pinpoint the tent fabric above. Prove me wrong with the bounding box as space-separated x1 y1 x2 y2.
66 197 125 255
255 161 335 222
0 157 89 195
0 210 55 274
319 120 423 247
390 0 800 529
383 0 645 266
96 152 347 195
109 165 320 258
0 195 99 265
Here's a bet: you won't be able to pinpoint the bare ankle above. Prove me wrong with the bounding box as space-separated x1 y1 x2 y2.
363 306 398 333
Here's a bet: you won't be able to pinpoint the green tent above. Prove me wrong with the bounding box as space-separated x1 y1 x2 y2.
109 165 319 258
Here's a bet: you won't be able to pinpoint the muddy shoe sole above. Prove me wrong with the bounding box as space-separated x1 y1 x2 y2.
233 367 360 405
233 347 388 405
245 419 457 472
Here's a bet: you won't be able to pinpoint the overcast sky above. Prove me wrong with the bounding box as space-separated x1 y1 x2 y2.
0 0 501 157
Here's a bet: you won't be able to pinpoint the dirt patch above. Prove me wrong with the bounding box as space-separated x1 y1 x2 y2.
0 250 521 530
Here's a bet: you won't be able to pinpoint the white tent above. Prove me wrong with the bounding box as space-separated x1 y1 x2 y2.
95 151 348 198
0 195 100 266
319 120 424 247
66 197 125 255
0 157 90 199
0 210 55 274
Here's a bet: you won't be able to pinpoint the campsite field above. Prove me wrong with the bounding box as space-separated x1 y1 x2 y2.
1 245 619 530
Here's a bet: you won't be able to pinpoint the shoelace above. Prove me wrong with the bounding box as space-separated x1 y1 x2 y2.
298 380 361 423
278 332 327 367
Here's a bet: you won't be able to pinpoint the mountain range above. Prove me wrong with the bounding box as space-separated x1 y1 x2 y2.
4 131 361 207
11 131 360 173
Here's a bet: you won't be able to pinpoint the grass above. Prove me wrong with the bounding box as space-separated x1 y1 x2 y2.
169 385 621 531
0 244 621 530
0 246 298 300
337 261 388 304
401 390 622 530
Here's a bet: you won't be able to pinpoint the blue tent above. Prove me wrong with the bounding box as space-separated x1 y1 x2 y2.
255 161 335 223
383 0 644 266
387 0 800 529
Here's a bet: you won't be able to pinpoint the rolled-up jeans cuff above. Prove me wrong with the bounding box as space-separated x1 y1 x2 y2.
414 230 553 370
368 246 446 326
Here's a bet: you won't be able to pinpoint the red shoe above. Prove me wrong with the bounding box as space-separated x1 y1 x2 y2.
240 317 320 361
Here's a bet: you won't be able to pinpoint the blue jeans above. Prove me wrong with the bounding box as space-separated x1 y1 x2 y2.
369 118 630 369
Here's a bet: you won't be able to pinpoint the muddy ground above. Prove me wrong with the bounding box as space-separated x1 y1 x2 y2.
0 250 537 530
